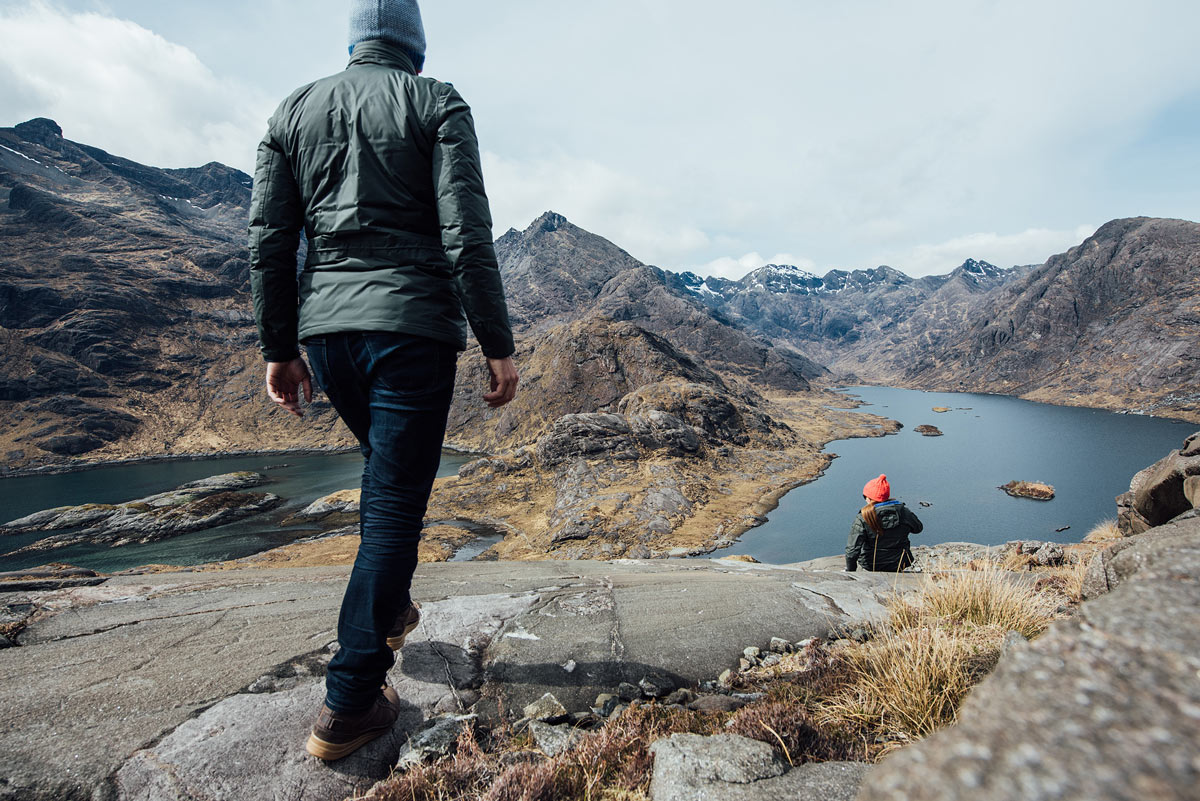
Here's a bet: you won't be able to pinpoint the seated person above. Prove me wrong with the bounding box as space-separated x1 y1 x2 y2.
845 474 923 572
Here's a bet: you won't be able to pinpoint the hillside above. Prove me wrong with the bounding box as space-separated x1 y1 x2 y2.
0 118 347 471
0 120 832 478
888 218 1200 418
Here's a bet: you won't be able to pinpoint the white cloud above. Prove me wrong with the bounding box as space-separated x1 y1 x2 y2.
901 225 1098 276
481 151 709 267
1 0 1195 277
0 2 270 173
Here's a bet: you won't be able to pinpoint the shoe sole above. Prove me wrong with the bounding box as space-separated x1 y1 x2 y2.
305 729 386 761
386 606 421 650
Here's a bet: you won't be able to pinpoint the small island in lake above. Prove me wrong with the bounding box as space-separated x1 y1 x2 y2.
1000 480 1056 500
914 424 943 436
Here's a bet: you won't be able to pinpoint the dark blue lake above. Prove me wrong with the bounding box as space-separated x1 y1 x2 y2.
0 450 472 573
708 386 1194 564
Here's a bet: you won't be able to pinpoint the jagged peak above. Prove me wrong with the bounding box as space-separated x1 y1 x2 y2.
752 263 819 280
954 258 1002 276
528 210 571 233
13 117 63 145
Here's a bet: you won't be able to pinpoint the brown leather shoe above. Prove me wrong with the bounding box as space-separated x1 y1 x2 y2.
305 685 400 760
386 602 420 650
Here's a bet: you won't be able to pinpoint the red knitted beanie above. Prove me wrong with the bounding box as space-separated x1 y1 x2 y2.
863 474 890 503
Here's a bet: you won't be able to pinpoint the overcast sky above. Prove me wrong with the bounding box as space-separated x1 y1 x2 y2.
1 0 1197 278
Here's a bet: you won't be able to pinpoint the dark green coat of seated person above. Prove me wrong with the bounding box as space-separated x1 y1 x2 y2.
845 473 923 572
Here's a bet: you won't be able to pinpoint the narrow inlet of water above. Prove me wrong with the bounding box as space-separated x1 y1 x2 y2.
0 450 472 573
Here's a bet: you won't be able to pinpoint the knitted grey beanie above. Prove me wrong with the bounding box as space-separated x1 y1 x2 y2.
349 0 426 71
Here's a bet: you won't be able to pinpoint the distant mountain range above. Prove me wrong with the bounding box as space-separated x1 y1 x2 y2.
1 117 1196 473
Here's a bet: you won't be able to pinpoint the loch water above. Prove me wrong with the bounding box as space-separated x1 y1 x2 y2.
708 386 1193 565
0 450 472 573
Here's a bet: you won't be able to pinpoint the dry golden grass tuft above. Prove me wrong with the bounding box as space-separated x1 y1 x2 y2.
1083 518 1122 543
818 624 1001 750
905 563 1059 639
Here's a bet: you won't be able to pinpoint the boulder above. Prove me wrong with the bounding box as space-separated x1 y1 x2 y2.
522 692 569 723
649 733 785 798
1184 475 1200 509
395 714 476 771
1081 515 1200 600
1116 431 1200 534
649 733 867 801
527 720 583 757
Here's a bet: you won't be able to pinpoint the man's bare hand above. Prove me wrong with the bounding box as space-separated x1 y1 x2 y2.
483 356 519 408
265 357 314 417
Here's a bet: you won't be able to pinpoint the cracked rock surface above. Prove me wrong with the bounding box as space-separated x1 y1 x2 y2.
0 559 915 801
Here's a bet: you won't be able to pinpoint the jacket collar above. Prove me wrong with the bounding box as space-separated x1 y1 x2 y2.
347 40 417 74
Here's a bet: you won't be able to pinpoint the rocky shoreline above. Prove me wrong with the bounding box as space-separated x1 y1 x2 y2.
0 444 360 479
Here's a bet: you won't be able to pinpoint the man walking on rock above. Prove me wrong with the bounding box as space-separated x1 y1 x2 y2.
249 0 517 760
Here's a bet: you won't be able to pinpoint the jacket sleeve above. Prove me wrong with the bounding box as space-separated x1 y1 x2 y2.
845 516 866 571
248 118 304 362
432 86 515 360
902 505 924 535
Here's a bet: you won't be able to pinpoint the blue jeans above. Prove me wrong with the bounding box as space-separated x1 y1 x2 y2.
305 331 458 713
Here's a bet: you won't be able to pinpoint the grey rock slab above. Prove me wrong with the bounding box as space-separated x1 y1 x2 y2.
0 559 916 801
113 680 422 801
115 591 538 801
484 560 920 714
391 591 541 713
0 569 350 801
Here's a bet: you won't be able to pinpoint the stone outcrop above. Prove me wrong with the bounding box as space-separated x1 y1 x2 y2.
0 472 279 554
858 507 1200 801
1115 431 1200 534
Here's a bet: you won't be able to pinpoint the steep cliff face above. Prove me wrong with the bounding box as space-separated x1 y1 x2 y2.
892 218 1200 417
0 118 353 471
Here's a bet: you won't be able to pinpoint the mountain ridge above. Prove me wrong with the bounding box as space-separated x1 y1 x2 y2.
2 117 1196 478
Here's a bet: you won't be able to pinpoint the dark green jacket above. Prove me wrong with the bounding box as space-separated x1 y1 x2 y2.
845 500 923 572
249 40 514 362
